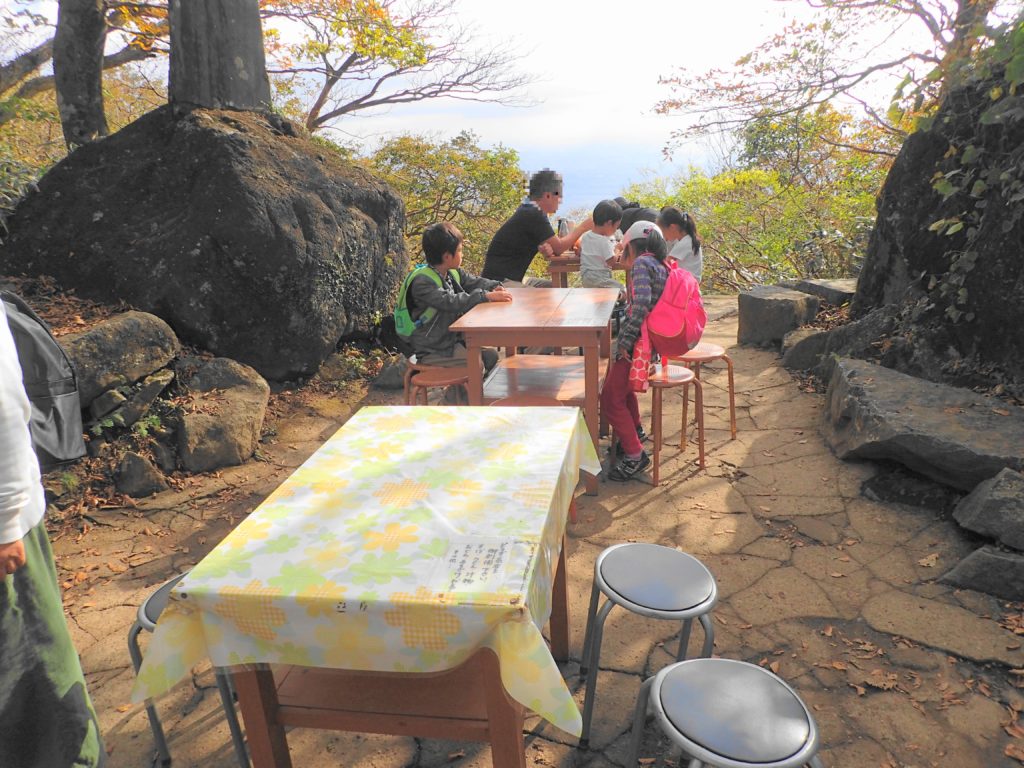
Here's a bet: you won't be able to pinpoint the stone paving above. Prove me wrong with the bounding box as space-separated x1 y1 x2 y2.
75 296 1023 767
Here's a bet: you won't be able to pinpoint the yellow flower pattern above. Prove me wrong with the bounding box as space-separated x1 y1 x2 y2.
130 406 600 737
364 522 420 551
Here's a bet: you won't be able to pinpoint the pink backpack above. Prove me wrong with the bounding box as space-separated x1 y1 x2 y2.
646 261 706 356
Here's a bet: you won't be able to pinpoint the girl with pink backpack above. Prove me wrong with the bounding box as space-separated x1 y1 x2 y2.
600 221 706 481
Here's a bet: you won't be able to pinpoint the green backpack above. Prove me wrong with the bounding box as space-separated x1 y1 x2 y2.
394 265 462 337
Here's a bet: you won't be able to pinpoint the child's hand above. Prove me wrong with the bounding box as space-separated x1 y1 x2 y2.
486 289 513 303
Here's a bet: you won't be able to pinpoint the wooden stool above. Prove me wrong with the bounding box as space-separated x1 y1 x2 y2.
650 364 704 486
408 367 470 405
671 342 736 439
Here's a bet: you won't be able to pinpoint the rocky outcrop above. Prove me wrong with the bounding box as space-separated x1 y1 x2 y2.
0 106 408 380
781 306 897 375
737 286 819 347
61 312 179 406
952 468 1024 550
176 357 270 473
781 328 828 371
940 547 1024 602
851 68 1024 391
821 358 1024 490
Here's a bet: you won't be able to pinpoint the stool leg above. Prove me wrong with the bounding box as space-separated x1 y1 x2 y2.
692 379 705 469
129 621 172 766
809 757 826 768
698 613 715 658
724 354 736 439
652 387 663 487
403 367 415 405
676 618 693 661
680 384 689 450
579 577 602 675
215 670 249 768
626 676 655 766
580 600 614 746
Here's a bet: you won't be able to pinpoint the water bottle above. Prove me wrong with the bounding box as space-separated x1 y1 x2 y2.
557 218 570 237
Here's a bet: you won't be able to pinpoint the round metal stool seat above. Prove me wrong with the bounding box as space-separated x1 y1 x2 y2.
580 543 718 746
600 543 715 612
628 658 824 768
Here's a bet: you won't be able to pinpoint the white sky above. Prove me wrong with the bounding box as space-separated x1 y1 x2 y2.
329 0 805 212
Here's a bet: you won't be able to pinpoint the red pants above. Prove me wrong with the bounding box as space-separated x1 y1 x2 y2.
601 358 642 456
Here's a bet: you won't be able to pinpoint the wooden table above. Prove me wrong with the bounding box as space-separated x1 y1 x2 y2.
451 287 618 493
548 257 627 288
132 406 601 767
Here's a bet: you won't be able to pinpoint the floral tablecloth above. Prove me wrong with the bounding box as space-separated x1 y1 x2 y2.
132 405 600 735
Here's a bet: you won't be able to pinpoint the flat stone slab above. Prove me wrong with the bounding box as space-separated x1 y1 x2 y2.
953 468 1024 549
821 358 1024 490
940 545 1024 601
738 285 819 347
862 590 1020 665
793 278 857 306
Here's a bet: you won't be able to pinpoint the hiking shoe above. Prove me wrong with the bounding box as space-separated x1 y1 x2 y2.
608 451 651 482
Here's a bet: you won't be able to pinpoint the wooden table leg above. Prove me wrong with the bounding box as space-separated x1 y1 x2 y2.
233 667 292 768
549 539 569 662
480 651 527 768
466 340 483 405
583 345 600 495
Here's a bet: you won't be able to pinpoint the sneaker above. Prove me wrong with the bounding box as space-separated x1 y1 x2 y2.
608 451 651 482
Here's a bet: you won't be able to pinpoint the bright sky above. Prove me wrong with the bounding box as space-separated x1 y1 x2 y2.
328 0 811 213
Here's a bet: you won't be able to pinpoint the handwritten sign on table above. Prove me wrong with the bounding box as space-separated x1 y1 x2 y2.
440 537 536 597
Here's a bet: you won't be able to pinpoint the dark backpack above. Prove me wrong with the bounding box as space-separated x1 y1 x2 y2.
1 291 86 471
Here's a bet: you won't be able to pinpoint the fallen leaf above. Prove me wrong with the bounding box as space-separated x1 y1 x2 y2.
769 661 780 673
107 561 128 574
1005 743 1024 763
830 572 846 578
849 683 866 696
917 553 939 568
823 625 834 637
447 750 465 761
830 661 848 671
758 506 771 513
116 704 131 713
865 669 899 690
638 759 657 766
993 408 1011 417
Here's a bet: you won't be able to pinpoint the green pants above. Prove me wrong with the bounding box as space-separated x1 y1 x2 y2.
0 519 105 768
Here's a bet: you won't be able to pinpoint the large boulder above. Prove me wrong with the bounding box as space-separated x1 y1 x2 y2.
0 106 407 380
737 286 819 347
821 358 1024 490
792 278 857 306
851 68 1024 391
781 305 897 375
177 357 270 473
61 311 180 406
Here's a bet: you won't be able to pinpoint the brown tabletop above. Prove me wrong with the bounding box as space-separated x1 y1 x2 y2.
451 287 619 493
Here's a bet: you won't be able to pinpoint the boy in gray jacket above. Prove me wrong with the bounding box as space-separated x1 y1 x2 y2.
407 222 512 370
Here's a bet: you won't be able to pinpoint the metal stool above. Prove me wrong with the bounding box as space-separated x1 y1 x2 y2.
627 658 824 768
408 366 470 405
670 342 736 440
128 572 248 767
650 363 705 486
580 543 717 746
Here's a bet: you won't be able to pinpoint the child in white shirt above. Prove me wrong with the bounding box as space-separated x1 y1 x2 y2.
579 199 625 297
657 205 704 282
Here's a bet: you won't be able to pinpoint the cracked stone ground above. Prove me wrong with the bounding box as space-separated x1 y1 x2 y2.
60 296 1023 767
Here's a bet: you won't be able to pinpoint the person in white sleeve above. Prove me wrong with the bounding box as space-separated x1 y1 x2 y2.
0 306 105 767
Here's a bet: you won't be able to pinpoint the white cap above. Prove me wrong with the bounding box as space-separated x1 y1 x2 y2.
621 220 662 247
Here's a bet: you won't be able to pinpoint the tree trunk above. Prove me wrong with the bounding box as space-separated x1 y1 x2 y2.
168 0 271 111
53 0 108 149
